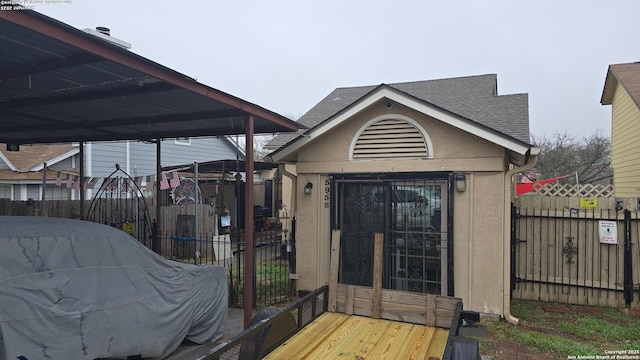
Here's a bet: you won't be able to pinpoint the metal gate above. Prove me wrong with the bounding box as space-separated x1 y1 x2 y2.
511 202 640 307
87 167 153 249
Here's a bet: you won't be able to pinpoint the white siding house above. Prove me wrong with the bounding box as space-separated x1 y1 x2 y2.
0 137 242 201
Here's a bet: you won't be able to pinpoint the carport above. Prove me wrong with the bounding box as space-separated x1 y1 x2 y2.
0 8 302 328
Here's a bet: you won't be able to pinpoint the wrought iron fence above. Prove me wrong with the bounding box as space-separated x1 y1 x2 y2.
512 203 640 308
157 227 293 309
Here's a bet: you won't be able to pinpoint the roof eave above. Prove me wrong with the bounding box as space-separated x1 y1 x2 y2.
0 151 18 172
30 147 80 171
601 67 617 105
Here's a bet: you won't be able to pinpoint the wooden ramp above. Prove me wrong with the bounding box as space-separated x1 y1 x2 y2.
263 312 449 360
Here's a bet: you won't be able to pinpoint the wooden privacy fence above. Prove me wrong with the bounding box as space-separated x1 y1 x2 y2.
512 195 640 308
0 199 92 218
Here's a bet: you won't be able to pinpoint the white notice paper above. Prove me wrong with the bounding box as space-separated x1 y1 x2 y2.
598 220 618 244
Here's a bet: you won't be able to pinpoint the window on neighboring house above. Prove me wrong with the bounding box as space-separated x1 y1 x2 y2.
45 185 72 200
0 185 11 199
27 184 39 199
175 137 191 145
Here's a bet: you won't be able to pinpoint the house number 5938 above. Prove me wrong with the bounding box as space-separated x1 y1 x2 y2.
324 178 331 208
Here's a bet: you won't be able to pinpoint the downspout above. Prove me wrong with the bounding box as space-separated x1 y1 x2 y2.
278 163 298 297
278 163 297 217
503 148 539 325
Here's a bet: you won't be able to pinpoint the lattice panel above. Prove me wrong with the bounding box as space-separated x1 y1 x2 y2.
535 183 614 197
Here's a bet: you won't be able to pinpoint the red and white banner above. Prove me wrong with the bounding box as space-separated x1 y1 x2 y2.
170 171 181 188
84 177 99 190
159 173 169 190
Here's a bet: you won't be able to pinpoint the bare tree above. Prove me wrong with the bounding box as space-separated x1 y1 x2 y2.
252 135 276 161
531 130 611 185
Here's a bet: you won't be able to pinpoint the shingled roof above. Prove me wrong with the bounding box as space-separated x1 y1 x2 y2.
266 74 530 151
0 143 77 172
601 62 640 107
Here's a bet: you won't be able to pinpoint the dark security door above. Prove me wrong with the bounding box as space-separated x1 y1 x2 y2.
387 181 447 295
337 182 386 286
335 177 448 295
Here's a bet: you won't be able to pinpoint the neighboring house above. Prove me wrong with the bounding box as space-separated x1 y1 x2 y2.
601 62 640 200
266 74 538 320
0 137 243 201
0 143 79 200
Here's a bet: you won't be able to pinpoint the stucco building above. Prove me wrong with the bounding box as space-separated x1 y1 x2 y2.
266 74 539 319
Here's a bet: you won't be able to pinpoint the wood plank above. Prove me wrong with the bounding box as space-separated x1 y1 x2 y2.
426 294 436 327
345 285 355 315
352 319 393 359
303 315 370 359
425 328 450 359
365 320 414 359
379 300 427 324
347 284 461 308
330 317 388 358
264 313 350 360
435 309 457 329
328 229 341 312
372 232 383 319
336 283 462 327
400 326 436 360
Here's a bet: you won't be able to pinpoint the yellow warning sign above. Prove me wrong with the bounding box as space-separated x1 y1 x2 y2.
122 222 135 235
580 198 598 210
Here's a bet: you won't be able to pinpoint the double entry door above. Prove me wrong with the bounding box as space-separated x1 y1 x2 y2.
335 178 448 295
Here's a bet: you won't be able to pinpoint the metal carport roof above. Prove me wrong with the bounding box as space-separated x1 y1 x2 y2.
0 7 301 329
0 8 303 145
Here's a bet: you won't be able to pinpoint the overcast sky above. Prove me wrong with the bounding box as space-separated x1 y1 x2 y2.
35 0 639 139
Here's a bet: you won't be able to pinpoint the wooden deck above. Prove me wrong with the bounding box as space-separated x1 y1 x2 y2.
263 312 449 360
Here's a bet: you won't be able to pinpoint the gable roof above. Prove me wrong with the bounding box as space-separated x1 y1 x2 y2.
0 143 78 172
267 74 532 163
601 62 640 107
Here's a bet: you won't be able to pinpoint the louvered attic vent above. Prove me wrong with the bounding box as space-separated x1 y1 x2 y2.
352 118 430 159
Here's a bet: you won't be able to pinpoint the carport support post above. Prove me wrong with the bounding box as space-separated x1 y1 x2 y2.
79 142 84 219
194 161 200 265
41 162 47 216
154 140 161 254
244 116 255 329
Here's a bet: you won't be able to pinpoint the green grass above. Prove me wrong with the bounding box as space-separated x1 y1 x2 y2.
228 260 291 308
495 322 597 355
480 300 640 359
556 316 640 342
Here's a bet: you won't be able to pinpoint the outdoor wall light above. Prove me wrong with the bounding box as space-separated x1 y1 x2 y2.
455 173 466 192
304 182 313 195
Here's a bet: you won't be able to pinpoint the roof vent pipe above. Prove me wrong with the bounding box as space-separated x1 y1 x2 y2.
81 27 132 50
96 27 110 36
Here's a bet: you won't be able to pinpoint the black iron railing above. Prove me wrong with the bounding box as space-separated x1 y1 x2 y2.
193 285 329 360
512 205 640 307
158 227 293 309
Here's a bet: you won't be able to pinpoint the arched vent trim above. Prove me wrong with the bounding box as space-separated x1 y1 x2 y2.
352 118 430 159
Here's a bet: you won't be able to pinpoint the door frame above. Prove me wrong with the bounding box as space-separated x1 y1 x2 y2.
329 172 455 297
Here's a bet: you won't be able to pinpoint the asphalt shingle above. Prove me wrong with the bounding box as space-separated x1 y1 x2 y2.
266 74 530 150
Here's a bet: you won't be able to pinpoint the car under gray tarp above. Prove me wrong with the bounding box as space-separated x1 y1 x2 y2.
0 216 227 360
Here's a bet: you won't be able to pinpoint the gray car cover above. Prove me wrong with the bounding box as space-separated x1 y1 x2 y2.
0 216 228 360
